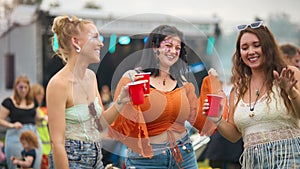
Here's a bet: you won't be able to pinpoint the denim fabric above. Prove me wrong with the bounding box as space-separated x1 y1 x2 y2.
126 133 198 169
5 124 42 169
48 139 104 169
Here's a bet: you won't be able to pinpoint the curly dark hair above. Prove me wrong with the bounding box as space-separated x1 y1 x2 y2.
136 25 188 85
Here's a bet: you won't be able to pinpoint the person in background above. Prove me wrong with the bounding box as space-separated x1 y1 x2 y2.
100 85 113 110
0 75 43 169
31 83 50 169
100 84 124 168
108 25 216 169
46 15 133 169
280 43 300 68
10 130 39 169
203 21 300 168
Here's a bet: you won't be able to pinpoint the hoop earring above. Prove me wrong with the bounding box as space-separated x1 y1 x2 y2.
76 46 81 53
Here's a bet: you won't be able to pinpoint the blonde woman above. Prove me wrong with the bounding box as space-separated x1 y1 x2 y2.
46 15 133 169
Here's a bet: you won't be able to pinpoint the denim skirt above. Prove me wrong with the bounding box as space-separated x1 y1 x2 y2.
48 139 104 169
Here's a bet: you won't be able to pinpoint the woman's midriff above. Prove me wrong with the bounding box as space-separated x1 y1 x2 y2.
149 130 187 144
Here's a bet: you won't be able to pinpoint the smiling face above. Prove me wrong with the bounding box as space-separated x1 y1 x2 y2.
77 23 104 64
240 32 264 70
156 36 181 70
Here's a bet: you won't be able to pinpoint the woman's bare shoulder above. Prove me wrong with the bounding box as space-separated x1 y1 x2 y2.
47 70 69 91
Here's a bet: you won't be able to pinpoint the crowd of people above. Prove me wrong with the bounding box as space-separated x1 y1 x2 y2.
0 15 299 169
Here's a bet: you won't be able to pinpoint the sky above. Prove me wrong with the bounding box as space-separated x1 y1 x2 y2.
39 0 300 33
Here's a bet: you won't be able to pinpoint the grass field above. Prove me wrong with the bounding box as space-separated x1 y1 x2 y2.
198 159 212 169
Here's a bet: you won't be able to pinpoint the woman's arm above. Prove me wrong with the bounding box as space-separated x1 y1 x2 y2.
273 66 300 118
216 89 242 142
0 102 22 129
46 77 69 168
98 70 137 128
287 66 300 117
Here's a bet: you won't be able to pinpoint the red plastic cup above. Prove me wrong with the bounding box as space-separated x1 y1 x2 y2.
128 81 146 105
135 72 151 94
206 94 223 117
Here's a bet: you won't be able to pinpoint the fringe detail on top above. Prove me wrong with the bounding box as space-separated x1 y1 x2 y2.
241 134 300 169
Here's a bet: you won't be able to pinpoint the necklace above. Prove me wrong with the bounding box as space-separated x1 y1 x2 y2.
67 65 90 101
249 79 266 118
67 65 100 131
161 74 170 86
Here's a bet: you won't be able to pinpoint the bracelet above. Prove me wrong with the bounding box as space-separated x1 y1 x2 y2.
288 93 298 100
287 87 299 100
116 96 122 105
215 116 222 127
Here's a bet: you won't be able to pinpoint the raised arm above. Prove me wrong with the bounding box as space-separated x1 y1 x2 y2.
273 66 300 118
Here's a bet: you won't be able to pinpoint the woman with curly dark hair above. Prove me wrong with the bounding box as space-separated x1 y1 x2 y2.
109 25 215 169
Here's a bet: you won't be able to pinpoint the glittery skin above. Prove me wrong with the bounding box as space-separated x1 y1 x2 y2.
160 37 181 56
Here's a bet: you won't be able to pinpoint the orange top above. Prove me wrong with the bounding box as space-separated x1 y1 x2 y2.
199 73 229 121
108 77 215 158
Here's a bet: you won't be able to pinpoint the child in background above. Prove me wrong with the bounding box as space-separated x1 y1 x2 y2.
10 130 39 169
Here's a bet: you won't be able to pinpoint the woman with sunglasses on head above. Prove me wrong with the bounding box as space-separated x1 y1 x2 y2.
0 75 43 169
203 21 300 168
108 25 216 169
46 15 133 169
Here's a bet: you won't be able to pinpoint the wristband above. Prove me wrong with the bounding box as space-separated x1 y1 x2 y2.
288 93 298 100
116 96 122 105
287 88 299 100
215 116 222 127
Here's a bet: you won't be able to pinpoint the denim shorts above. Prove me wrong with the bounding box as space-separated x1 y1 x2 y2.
125 133 198 169
48 139 104 169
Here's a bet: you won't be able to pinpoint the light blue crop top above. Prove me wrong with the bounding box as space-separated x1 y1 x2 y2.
65 97 103 142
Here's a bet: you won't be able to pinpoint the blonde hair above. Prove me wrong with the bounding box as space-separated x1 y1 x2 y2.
20 130 39 149
31 83 44 98
51 15 93 63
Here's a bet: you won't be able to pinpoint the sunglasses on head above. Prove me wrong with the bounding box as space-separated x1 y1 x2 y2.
237 21 263 31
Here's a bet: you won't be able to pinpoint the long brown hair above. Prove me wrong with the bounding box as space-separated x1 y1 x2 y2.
231 25 294 116
13 75 34 105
